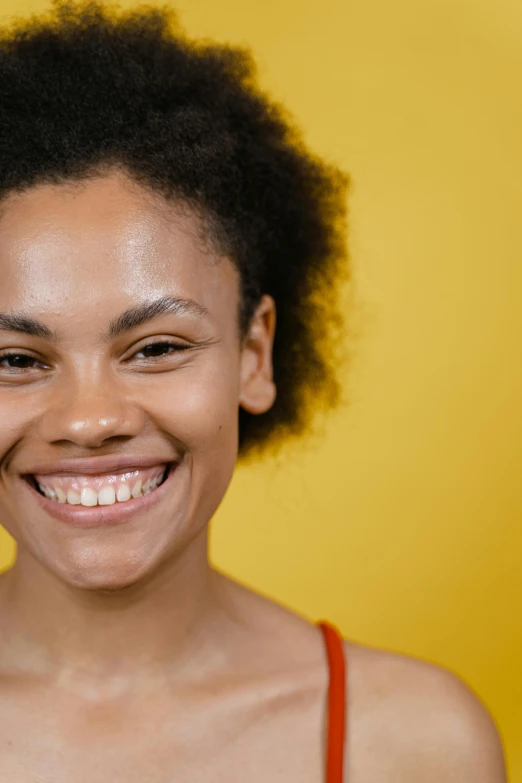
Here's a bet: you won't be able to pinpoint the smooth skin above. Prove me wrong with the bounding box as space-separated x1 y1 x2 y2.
0 170 507 782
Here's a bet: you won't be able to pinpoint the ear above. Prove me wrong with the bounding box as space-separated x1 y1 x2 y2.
239 294 277 415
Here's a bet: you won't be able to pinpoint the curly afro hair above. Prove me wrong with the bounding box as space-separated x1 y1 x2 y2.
0 0 350 461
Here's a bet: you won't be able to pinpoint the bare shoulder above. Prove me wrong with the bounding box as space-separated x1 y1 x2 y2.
342 638 508 782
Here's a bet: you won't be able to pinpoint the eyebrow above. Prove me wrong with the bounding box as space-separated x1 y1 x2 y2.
0 296 211 343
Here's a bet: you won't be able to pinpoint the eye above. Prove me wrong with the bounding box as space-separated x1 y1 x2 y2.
0 341 191 375
132 340 191 360
0 352 42 371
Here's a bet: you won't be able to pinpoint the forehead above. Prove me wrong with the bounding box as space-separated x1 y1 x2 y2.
0 171 239 322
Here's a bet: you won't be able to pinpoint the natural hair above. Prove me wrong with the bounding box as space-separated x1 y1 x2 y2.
0 0 350 461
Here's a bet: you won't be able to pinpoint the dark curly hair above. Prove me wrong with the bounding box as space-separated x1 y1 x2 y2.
0 0 350 461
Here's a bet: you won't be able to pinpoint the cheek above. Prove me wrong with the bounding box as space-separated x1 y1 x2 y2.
149 354 241 523
0 399 34 468
145 352 240 456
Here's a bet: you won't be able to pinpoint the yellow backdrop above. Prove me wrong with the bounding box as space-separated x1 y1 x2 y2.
0 0 520 778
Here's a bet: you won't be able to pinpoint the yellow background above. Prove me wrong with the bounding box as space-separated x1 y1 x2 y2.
0 0 520 778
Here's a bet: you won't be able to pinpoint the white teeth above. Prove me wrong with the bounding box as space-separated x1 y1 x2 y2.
116 484 131 502
80 487 98 507
98 486 116 506
55 487 67 504
131 480 142 498
67 489 81 505
36 469 167 505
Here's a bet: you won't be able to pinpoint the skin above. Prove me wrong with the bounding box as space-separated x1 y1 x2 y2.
0 170 507 782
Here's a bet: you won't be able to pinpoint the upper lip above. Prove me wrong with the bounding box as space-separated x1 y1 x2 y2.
21 456 176 477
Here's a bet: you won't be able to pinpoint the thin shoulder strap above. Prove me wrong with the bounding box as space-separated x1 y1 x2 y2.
318 620 347 783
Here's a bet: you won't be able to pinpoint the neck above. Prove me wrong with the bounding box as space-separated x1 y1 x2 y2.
0 528 236 698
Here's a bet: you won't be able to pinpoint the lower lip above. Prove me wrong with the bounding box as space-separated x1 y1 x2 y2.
22 464 178 528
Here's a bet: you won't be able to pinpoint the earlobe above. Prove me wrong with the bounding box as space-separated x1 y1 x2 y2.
239 381 277 415
238 295 277 415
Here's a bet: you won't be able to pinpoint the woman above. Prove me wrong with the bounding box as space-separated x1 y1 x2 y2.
0 1 507 780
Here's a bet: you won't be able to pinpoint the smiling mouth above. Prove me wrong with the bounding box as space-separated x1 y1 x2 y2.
21 462 179 528
25 464 172 506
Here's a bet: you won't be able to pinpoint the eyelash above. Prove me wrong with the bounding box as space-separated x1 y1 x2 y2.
0 340 190 373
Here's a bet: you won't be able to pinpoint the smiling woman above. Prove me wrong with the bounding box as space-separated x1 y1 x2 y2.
0 1 508 782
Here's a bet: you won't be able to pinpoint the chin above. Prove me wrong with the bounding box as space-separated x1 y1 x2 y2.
51 546 164 593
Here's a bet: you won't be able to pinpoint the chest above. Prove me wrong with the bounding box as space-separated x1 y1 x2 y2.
0 675 325 783
0 677 401 783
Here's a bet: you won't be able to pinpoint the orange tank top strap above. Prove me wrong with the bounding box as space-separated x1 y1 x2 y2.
317 620 347 783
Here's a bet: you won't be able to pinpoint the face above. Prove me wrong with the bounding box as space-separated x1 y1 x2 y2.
0 170 276 590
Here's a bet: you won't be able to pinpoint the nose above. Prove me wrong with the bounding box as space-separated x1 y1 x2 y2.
37 369 146 449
